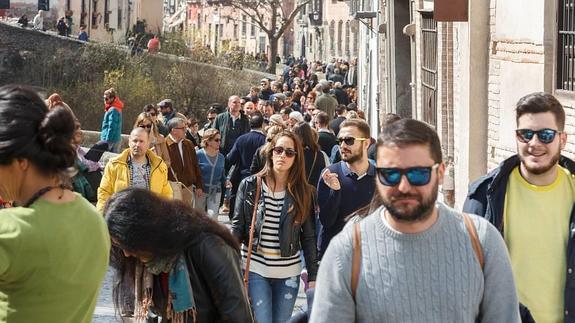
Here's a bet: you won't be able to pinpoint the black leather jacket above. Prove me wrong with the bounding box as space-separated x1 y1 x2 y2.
151 232 253 323
231 175 319 281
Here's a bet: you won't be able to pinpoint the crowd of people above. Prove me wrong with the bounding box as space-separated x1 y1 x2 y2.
0 58 571 323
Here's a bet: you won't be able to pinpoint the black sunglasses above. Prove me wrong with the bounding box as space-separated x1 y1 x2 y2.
273 146 297 158
139 124 152 129
516 128 561 144
212 138 221 142
338 137 369 146
208 117 215 121
147 112 157 117
376 164 439 187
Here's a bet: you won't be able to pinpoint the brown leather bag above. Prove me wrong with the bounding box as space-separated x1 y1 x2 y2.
350 212 484 301
243 176 262 292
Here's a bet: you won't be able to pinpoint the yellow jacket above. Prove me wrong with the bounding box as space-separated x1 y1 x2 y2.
97 148 173 212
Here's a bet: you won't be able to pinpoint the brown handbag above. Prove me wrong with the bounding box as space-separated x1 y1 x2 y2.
243 176 262 292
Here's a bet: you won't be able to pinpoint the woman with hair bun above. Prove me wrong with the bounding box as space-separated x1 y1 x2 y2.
0 85 110 322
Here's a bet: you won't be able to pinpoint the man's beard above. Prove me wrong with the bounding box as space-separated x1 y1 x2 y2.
518 148 561 175
342 146 364 164
382 183 438 223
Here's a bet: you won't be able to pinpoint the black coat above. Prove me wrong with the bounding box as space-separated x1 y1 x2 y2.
151 232 253 323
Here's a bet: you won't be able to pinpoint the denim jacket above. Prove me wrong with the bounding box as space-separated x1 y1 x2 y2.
231 175 319 281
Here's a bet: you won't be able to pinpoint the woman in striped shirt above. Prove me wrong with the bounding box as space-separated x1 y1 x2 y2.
232 131 318 323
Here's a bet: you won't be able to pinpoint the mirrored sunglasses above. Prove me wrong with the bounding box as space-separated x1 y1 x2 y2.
515 128 560 144
376 164 439 187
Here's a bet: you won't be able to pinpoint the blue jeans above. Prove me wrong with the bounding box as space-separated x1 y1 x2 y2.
247 272 300 323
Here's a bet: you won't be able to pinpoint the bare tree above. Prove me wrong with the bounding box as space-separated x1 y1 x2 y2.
228 0 311 73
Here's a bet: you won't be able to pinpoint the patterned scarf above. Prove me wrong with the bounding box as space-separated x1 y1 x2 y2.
135 254 196 323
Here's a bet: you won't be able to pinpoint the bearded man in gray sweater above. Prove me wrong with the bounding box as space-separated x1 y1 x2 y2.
310 119 520 323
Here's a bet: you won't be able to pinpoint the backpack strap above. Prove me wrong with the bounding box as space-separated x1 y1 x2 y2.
462 213 484 269
351 222 362 301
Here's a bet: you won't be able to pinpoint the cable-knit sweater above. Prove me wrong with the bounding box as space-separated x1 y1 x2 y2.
310 203 520 323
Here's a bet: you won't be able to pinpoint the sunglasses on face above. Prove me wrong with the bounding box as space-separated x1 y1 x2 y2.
139 124 152 129
147 112 157 117
208 117 215 121
338 137 370 146
376 164 439 187
516 128 561 144
212 138 221 142
273 146 297 158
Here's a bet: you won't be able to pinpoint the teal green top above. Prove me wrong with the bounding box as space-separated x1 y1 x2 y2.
0 194 110 323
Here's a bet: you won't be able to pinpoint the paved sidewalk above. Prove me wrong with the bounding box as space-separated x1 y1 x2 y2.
93 213 308 322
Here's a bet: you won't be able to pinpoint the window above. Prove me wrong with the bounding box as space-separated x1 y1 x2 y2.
345 21 350 57
557 0 575 91
198 13 201 28
329 20 335 56
104 0 109 24
220 23 224 38
351 20 359 56
242 14 247 36
251 17 256 37
337 20 343 56
208 23 212 37
117 0 122 29
420 12 438 127
234 24 238 38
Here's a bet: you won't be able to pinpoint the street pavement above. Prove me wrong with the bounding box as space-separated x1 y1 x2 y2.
93 212 307 322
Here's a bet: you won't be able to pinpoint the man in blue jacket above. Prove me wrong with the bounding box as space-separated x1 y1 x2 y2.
317 119 375 259
226 112 266 218
464 92 574 323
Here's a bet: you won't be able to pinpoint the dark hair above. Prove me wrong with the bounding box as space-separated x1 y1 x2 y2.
280 107 293 115
377 118 442 163
382 113 401 128
340 119 371 138
347 102 357 111
292 121 320 153
315 111 330 126
0 85 76 176
207 107 218 115
143 104 157 114
250 112 264 129
516 92 565 130
336 104 347 115
105 188 239 257
105 188 240 315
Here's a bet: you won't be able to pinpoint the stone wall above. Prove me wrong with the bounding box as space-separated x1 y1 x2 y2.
0 21 274 132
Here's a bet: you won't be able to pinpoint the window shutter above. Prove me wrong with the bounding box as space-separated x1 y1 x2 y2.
108 0 118 29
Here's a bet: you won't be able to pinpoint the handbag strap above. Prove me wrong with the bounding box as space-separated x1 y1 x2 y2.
351 222 362 302
243 176 262 291
307 151 318 182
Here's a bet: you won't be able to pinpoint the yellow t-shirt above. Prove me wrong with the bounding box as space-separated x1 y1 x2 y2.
0 194 110 323
504 166 575 323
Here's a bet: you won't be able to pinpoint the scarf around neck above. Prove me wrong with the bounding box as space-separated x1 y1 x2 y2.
136 254 196 323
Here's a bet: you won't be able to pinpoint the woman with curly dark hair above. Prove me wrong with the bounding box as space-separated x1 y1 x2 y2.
232 130 318 323
105 188 253 323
